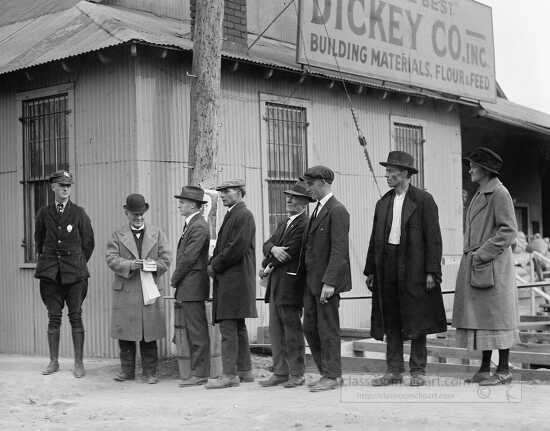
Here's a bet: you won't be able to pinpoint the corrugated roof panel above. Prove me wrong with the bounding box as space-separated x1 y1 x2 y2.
480 98 550 135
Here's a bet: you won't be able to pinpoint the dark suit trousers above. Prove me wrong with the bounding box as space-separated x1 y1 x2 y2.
219 319 252 376
174 301 211 378
39 278 87 333
269 300 305 377
383 244 427 375
303 289 341 379
118 339 158 377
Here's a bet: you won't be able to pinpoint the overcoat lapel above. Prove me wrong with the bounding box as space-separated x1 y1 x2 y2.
119 225 140 258
378 193 392 242
309 197 332 234
401 191 417 233
468 192 488 223
178 213 202 248
141 226 156 258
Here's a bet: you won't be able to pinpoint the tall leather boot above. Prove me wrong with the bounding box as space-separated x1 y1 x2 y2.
72 330 85 378
42 330 60 375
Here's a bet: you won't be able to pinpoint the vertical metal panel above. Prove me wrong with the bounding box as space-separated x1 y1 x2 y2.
109 0 190 21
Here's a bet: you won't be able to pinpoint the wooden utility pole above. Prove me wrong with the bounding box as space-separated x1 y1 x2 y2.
188 0 225 187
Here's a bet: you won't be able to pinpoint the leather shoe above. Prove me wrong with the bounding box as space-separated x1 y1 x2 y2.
309 377 340 392
464 371 491 384
409 374 426 387
42 360 59 375
478 372 513 386
179 376 208 387
145 375 159 384
114 372 135 382
238 370 255 383
284 376 305 388
307 376 322 387
371 373 403 387
205 375 240 389
259 375 288 387
73 361 85 378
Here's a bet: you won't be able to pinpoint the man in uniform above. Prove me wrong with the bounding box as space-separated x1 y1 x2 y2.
365 151 446 387
302 166 352 392
258 181 312 388
34 170 95 378
206 180 257 389
171 186 211 387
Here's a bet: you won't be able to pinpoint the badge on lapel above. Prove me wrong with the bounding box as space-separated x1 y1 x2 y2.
67 224 73 233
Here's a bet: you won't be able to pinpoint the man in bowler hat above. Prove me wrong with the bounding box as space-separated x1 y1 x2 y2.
258 180 313 388
301 166 352 392
106 194 171 384
365 151 446 386
171 186 211 387
34 170 95 378
206 180 258 389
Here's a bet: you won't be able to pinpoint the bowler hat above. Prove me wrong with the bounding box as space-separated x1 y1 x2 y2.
124 193 149 213
302 166 335 184
174 185 207 204
463 147 502 175
284 181 314 202
216 179 246 191
50 170 74 184
379 151 418 174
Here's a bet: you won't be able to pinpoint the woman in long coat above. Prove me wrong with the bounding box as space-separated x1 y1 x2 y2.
453 148 519 385
106 194 171 383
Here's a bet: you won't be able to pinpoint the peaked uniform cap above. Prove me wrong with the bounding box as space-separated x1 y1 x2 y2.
49 170 74 184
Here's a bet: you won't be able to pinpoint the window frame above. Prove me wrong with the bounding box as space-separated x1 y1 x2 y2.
16 84 75 268
390 115 427 189
259 93 312 241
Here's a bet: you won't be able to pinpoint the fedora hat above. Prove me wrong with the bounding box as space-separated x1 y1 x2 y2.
380 151 418 174
463 147 502 175
174 185 207 204
284 180 315 202
123 193 149 213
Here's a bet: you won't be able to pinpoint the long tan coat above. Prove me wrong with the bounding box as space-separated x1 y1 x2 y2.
452 178 519 330
106 224 171 341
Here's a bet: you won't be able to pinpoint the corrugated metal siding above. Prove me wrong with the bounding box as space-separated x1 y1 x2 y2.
109 0 190 21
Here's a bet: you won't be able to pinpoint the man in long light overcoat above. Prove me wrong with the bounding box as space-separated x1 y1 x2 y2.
106 194 171 384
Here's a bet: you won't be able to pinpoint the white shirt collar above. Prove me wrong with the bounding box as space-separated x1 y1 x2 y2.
55 199 68 209
130 224 145 232
185 211 200 226
288 209 306 223
317 192 333 209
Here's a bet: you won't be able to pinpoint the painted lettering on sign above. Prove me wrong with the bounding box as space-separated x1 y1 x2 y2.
297 0 496 102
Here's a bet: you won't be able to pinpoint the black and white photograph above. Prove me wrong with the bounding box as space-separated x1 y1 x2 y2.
0 0 549 429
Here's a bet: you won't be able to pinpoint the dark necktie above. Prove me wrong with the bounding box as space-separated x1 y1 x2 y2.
311 202 321 220
182 222 188 235
56 203 64 214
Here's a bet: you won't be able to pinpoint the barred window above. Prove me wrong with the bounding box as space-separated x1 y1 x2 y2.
393 122 424 189
21 93 70 262
265 102 308 235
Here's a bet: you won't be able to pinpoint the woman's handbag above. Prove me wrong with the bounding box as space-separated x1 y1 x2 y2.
471 260 495 289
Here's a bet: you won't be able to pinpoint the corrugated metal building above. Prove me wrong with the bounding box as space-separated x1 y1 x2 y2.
1 0 549 358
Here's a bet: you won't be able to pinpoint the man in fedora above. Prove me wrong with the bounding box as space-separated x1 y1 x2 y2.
206 180 257 389
301 166 352 392
171 186 211 387
365 151 446 387
258 180 313 388
34 170 95 378
106 194 171 384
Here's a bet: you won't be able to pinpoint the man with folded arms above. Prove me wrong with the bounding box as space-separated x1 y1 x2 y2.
171 186 211 387
259 181 313 388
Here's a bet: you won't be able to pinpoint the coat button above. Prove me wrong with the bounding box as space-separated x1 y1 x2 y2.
58 240 62 243
57 226 61 230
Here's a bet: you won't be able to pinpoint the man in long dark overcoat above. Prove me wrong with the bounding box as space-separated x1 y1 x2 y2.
171 186 211 387
301 166 352 392
34 170 95 378
365 151 446 387
258 181 312 388
206 180 257 389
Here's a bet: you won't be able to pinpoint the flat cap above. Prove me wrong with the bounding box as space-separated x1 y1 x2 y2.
215 179 246 191
302 165 334 184
49 170 74 184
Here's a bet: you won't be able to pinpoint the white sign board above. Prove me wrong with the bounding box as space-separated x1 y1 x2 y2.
297 0 496 102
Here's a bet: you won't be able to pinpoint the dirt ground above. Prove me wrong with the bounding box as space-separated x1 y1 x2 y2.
1 354 548 431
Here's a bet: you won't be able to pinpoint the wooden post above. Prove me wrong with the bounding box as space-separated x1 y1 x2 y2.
188 0 225 188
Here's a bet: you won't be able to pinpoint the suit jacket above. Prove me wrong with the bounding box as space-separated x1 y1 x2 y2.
364 185 446 340
210 201 258 322
106 223 172 342
34 200 95 285
302 196 352 296
262 211 308 307
171 213 210 302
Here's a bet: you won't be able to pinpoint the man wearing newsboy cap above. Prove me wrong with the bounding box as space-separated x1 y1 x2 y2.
365 151 446 387
205 180 258 389
171 186 211 387
258 180 313 388
34 170 95 378
301 166 352 392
